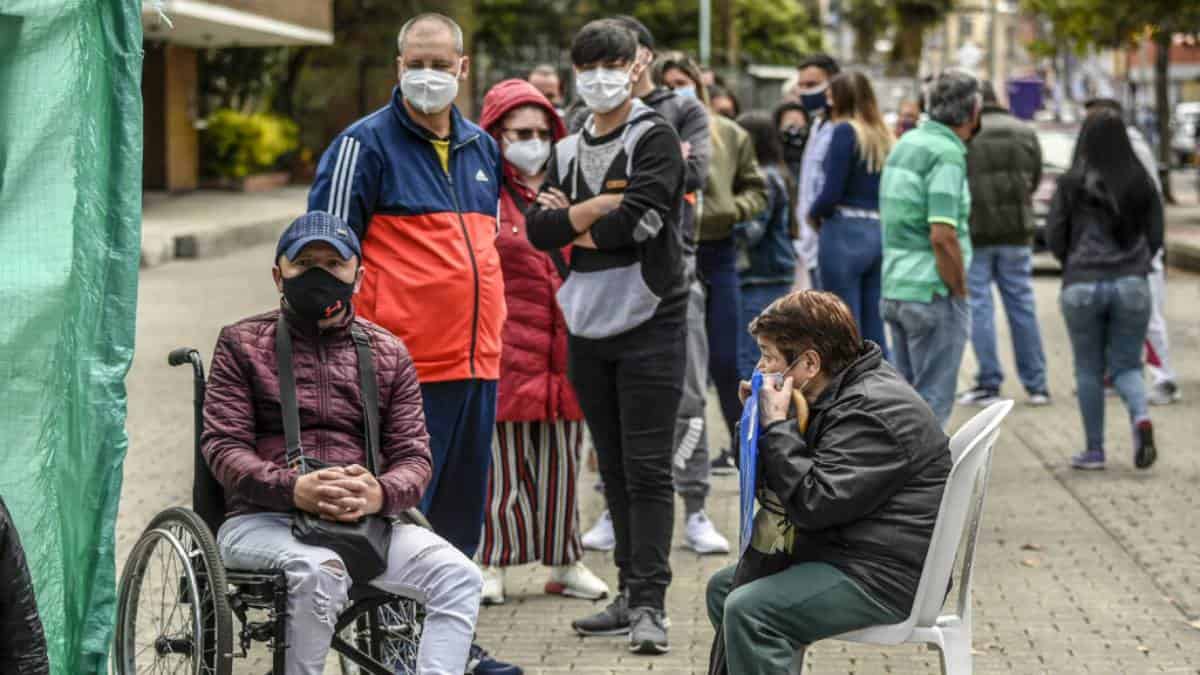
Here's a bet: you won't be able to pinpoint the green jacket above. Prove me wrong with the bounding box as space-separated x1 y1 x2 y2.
699 115 767 242
965 106 1042 247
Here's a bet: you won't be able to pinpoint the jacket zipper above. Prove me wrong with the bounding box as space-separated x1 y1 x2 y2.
315 336 327 463
444 135 482 379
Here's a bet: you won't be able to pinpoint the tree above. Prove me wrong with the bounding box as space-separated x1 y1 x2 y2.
1022 0 1200 202
887 0 955 76
843 0 892 64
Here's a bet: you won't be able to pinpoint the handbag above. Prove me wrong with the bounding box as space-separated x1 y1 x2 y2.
276 314 392 583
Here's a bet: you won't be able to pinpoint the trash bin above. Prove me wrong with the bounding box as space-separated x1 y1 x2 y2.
1007 77 1044 120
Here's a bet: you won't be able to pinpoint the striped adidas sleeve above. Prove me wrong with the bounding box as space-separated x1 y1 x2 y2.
308 134 382 239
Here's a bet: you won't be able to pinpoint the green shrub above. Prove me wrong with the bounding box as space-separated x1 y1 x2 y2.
201 109 299 179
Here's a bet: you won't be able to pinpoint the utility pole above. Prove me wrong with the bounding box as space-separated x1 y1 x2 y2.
700 0 711 66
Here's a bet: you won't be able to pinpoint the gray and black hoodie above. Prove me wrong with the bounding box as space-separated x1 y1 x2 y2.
526 98 688 340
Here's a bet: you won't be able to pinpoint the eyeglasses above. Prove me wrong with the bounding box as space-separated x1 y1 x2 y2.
503 128 552 141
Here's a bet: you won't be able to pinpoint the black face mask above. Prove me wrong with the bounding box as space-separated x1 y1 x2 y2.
781 125 808 163
282 267 355 323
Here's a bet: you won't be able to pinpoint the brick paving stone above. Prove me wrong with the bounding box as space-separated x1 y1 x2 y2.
118 243 1200 673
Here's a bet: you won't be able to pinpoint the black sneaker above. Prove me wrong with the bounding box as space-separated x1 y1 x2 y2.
628 606 669 655
572 591 630 636
1134 420 1158 469
956 387 1000 408
710 449 737 475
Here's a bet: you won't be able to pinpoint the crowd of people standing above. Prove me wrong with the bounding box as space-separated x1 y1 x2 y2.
202 10 1180 674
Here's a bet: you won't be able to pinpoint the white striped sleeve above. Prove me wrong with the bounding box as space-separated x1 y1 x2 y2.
326 136 361 221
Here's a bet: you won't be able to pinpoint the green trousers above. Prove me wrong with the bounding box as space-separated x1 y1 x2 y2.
706 562 905 675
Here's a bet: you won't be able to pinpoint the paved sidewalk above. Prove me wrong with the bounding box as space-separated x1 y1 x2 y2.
117 242 1200 673
140 187 308 267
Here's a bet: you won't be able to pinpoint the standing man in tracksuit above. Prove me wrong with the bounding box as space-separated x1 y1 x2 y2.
576 15 731 557
308 12 519 675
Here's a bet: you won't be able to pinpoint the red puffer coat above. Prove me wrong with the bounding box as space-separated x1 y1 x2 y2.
201 307 432 518
480 79 582 422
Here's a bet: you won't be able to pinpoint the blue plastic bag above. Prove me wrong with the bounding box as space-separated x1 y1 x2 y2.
738 371 764 555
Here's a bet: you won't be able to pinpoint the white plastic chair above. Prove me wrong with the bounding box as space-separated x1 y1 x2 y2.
791 400 1014 675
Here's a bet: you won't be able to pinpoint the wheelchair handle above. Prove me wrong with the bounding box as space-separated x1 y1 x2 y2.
168 347 200 367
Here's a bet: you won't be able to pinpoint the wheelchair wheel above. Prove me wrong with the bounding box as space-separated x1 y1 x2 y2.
337 597 425 675
114 506 233 675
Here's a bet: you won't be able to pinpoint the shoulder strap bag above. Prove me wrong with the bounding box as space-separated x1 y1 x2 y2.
277 314 391 583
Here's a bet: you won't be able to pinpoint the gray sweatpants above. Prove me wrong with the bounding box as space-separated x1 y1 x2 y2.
218 512 482 675
674 278 712 514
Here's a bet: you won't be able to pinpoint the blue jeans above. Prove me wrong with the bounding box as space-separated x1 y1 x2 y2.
818 214 887 353
1059 277 1151 451
738 283 792 379
881 295 970 427
419 379 497 558
698 238 744 438
967 246 1048 393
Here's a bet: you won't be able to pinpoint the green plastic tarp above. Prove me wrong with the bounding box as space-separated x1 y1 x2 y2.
0 2 142 672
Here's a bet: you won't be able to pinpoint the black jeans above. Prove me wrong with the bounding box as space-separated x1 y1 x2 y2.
568 314 686 610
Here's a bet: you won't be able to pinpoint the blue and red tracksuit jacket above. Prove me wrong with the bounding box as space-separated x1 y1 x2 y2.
308 87 506 383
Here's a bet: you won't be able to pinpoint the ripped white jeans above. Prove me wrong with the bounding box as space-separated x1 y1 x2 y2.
218 512 481 675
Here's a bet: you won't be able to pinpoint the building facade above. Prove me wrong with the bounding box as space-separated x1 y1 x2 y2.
141 0 334 192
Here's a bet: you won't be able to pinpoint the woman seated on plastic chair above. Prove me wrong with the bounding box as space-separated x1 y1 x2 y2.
201 212 481 675
706 291 950 675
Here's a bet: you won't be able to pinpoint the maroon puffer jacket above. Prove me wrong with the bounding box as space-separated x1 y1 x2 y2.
201 307 432 518
481 79 582 422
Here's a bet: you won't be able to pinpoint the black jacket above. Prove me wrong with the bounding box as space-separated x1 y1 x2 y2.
1045 168 1163 286
0 496 49 675
966 106 1042 247
758 342 950 616
526 99 688 338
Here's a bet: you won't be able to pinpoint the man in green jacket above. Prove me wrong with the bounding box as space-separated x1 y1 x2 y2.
956 82 1050 409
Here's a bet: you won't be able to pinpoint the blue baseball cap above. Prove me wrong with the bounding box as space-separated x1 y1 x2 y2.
276 211 362 262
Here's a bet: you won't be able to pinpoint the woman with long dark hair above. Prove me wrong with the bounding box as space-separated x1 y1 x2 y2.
807 70 892 351
1046 110 1164 470
733 111 798 378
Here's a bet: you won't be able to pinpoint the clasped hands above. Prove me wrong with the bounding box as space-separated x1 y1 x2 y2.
536 188 622 249
294 464 384 522
740 376 809 429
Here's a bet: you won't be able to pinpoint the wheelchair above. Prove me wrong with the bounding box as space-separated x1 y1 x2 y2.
113 347 428 674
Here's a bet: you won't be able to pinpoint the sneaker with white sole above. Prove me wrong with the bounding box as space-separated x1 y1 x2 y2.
581 511 616 552
1148 380 1181 406
1026 391 1051 407
480 566 505 606
957 387 1000 407
684 511 730 554
546 561 609 600
710 449 737 475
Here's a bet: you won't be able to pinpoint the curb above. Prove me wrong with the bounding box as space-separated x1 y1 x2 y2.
140 215 299 269
1167 238 1200 274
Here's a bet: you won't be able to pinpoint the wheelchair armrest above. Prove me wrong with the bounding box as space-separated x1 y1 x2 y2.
394 508 431 530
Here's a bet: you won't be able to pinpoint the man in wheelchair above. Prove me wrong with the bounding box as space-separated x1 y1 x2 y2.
201 212 483 674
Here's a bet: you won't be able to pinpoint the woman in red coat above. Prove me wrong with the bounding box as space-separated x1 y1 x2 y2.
477 79 608 604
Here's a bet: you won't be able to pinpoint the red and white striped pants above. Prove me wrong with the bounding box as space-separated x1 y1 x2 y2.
479 420 584 567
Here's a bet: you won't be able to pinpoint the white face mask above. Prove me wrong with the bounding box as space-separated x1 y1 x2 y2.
575 65 634 114
762 354 810 391
401 61 461 114
504 138 551 176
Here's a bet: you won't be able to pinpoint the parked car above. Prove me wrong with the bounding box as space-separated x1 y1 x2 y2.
1032 124 1078 252
1171 102 1200 166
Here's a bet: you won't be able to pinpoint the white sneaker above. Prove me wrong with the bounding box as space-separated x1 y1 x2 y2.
480 566 505 605
581 511 616 552
684 511 730 554
1148 380 1182 406
546 561 610 600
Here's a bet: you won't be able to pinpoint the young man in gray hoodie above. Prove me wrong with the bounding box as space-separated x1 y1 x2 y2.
575 16 732 557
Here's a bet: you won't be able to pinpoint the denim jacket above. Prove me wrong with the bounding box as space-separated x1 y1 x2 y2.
735 165 796 285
